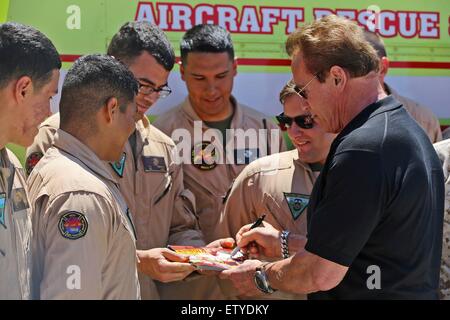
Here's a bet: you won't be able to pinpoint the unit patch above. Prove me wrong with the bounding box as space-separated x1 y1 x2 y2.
192 141 219 170
283 193 309 220
110 152 126 177
0 193 6 229
25 152 43 176
58 211 88 240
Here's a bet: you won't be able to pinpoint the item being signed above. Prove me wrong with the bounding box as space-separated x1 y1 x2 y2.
168 245 246 271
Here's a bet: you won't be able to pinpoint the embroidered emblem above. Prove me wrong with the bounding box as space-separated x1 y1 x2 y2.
110 152 126 177
0 193 6 229
192 141 219 170
25 152 43 176
58 211 88 240
284 193 309 220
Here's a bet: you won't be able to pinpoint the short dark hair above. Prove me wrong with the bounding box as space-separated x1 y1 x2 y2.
60 54 138 132
107 21 175 71
180 24 234 64
0 22 61 89
363 30 387 59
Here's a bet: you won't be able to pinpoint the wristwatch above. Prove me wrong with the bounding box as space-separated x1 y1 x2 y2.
254 263 277 294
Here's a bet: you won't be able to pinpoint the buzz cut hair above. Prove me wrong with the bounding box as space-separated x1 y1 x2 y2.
180 24 234 64
0 22 61 89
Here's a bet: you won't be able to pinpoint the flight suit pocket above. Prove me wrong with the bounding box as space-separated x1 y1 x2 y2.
120 208 138 243
153 174 173 205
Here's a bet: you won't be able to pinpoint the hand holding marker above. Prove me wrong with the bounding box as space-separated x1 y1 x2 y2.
230 214 266 259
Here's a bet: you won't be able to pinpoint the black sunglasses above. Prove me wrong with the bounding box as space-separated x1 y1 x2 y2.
276 113 315 131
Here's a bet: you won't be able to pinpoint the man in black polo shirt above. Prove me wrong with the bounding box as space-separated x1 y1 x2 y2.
219 15 444 299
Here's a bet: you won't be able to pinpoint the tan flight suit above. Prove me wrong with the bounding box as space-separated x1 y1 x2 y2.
154 97 285 300
27 129 140 299
0 148 32 299
216 149 317 300
434 139 450 300
25 113 209 300
116 116 207 300
153 96 286 244
385 84 442 143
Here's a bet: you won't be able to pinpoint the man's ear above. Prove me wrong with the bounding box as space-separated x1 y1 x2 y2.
180 63 186 82
232 58 238 77
329 66 347 91
104 97 119 124
14 76 33 103
379 57 389 82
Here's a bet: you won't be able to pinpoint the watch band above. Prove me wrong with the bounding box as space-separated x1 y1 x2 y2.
280 230 290 259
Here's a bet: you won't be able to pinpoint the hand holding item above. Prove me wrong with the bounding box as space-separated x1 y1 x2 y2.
235 220 282 259
136 248 195 283
219 259 266 297
205 237 235 250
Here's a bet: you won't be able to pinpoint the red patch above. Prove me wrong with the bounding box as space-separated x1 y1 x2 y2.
25 152 43 176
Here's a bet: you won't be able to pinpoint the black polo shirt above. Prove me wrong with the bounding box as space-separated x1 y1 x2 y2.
306 95 444 299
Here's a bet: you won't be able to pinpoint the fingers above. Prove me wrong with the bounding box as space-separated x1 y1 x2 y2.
237 228 263 249
153 258 196 283
220 238 235 249
235 223 253 243
205 237 235 249
161 249 190 263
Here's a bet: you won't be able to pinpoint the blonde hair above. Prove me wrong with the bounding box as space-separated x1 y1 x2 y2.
279 80 297 104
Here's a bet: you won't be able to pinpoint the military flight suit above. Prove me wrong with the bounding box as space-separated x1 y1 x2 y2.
216 149 318 299
434 139 450 300
27 129 140 299
154 97 285 300
386 84 442 143
153 96 286 244
25 113 207 300
0 148 31 299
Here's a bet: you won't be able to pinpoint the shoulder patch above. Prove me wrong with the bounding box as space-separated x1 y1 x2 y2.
283 193 309 220
0 193 6 229
58 211 88 240
110 152 126 177
25 152 43 176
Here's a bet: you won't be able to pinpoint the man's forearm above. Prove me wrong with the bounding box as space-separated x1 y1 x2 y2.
265 249 321 295
285 234 307 255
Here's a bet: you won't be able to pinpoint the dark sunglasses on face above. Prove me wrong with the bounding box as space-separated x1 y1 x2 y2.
276 113 315 131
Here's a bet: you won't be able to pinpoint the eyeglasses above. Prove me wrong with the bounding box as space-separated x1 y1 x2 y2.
293 74 317 100
276 113 315 131
138 82 172 99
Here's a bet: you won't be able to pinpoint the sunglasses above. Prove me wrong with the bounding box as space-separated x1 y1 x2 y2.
276 113 315 131
293 74 317 100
